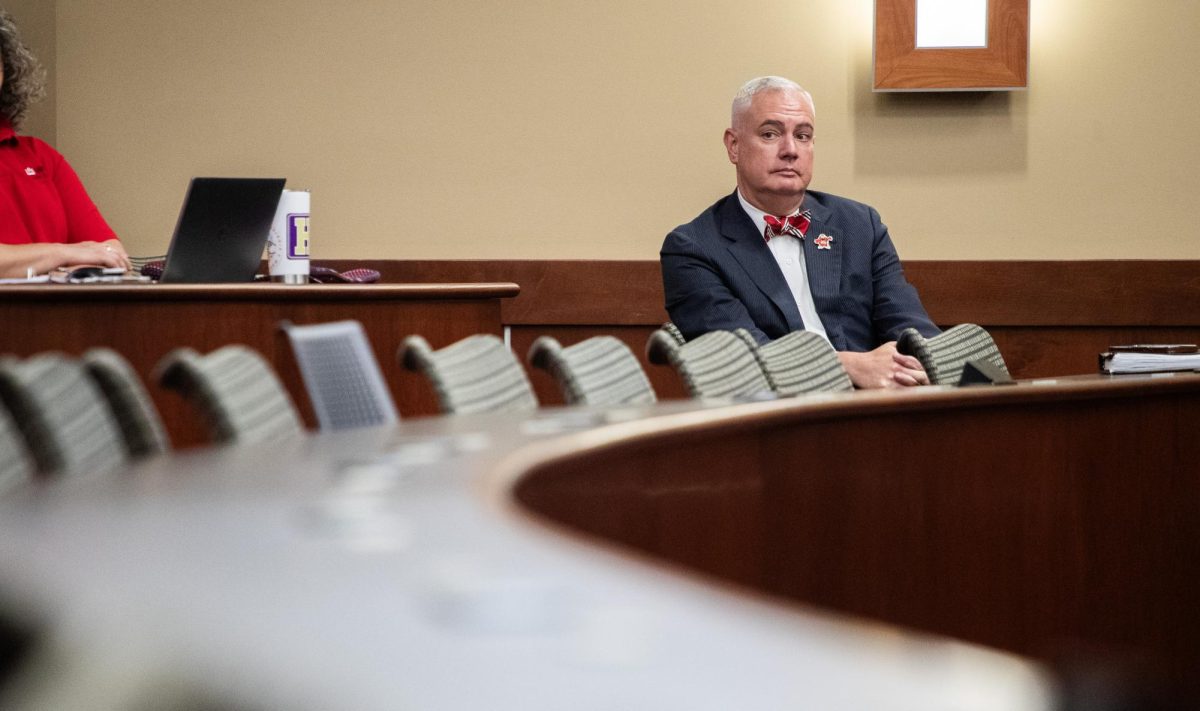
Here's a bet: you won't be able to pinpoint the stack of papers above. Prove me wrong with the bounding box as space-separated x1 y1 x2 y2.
0 268 151 285
0 275 50 285
1099 345 1200 374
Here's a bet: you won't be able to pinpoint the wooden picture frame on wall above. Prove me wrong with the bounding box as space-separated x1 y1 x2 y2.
874 0 1029 91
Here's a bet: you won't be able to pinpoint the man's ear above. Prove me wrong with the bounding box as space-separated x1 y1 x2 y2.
723 128 739 164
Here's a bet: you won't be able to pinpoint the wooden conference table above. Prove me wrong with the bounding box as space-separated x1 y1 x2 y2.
1 373 1198 708
0 282 519 446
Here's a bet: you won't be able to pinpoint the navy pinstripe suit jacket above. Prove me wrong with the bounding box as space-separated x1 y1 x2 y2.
660 190 940 351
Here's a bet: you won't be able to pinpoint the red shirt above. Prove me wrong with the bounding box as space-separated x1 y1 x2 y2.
0 119 116 245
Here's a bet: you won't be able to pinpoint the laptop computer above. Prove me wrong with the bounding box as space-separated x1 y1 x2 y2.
158 177 286 283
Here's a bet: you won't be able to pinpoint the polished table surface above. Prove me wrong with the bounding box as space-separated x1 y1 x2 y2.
0 282 520 446
2 373 1198 708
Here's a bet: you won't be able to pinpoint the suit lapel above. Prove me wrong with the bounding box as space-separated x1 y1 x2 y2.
803 207 842 302
718 193 805 332
802 198 845 347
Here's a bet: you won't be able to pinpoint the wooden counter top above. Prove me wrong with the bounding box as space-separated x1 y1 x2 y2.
5 374 1198 708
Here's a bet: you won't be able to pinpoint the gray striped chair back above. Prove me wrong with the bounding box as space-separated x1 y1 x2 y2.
0 354 127 478
156 346 305 445
281 320 399 431
899 323 1010 386
528 336 656 407
661 322 687 346
737 330 854 395
0 397 35 493
400 334 538 415
82 348 171 457
646 328 771 399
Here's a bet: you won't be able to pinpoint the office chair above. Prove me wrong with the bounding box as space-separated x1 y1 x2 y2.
82 348 172 457
0 353 127 478
527 335 656 407
661 322 687 346
897 323 1010 386
0 396 35 493
736 330 854 395
156 345 305 444
280 320 399 431
399 334 538 415
646 328 772 399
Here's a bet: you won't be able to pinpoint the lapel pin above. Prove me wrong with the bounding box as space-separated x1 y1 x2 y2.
814 233 834 250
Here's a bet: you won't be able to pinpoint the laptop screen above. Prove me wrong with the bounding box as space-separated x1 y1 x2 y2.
159 177 286 284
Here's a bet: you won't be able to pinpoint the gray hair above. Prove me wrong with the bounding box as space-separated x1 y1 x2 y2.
730 76 814 127
0 11 47 129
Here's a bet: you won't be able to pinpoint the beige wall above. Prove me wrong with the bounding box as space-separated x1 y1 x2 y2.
37 1 1200 260
4 0 55 144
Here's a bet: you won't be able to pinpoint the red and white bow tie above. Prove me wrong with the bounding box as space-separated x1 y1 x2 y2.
763 211 812 242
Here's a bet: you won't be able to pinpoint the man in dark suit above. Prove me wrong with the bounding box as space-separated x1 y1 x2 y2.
660 76 940 388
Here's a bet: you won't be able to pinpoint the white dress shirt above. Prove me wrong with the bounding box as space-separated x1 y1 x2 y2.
736 191 830 343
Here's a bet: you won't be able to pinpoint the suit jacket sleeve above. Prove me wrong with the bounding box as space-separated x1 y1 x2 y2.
660 227 772 344
865 206 939 342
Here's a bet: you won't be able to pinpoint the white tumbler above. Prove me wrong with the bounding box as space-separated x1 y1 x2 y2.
268 189 311 283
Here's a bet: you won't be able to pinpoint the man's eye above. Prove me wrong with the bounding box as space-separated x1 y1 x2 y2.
797 133 813 142
761 131 779 140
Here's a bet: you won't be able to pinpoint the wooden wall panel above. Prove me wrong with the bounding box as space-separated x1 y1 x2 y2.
904 261 1200 326
346 259 668 325
324 259 1200 384
328 259 1200 327
990 326 1200 379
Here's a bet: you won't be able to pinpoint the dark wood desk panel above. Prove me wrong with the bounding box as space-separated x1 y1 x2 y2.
514 375 1200 698
0 283 518 446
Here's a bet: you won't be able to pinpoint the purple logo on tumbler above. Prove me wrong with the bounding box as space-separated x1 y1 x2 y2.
287 213 310 259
